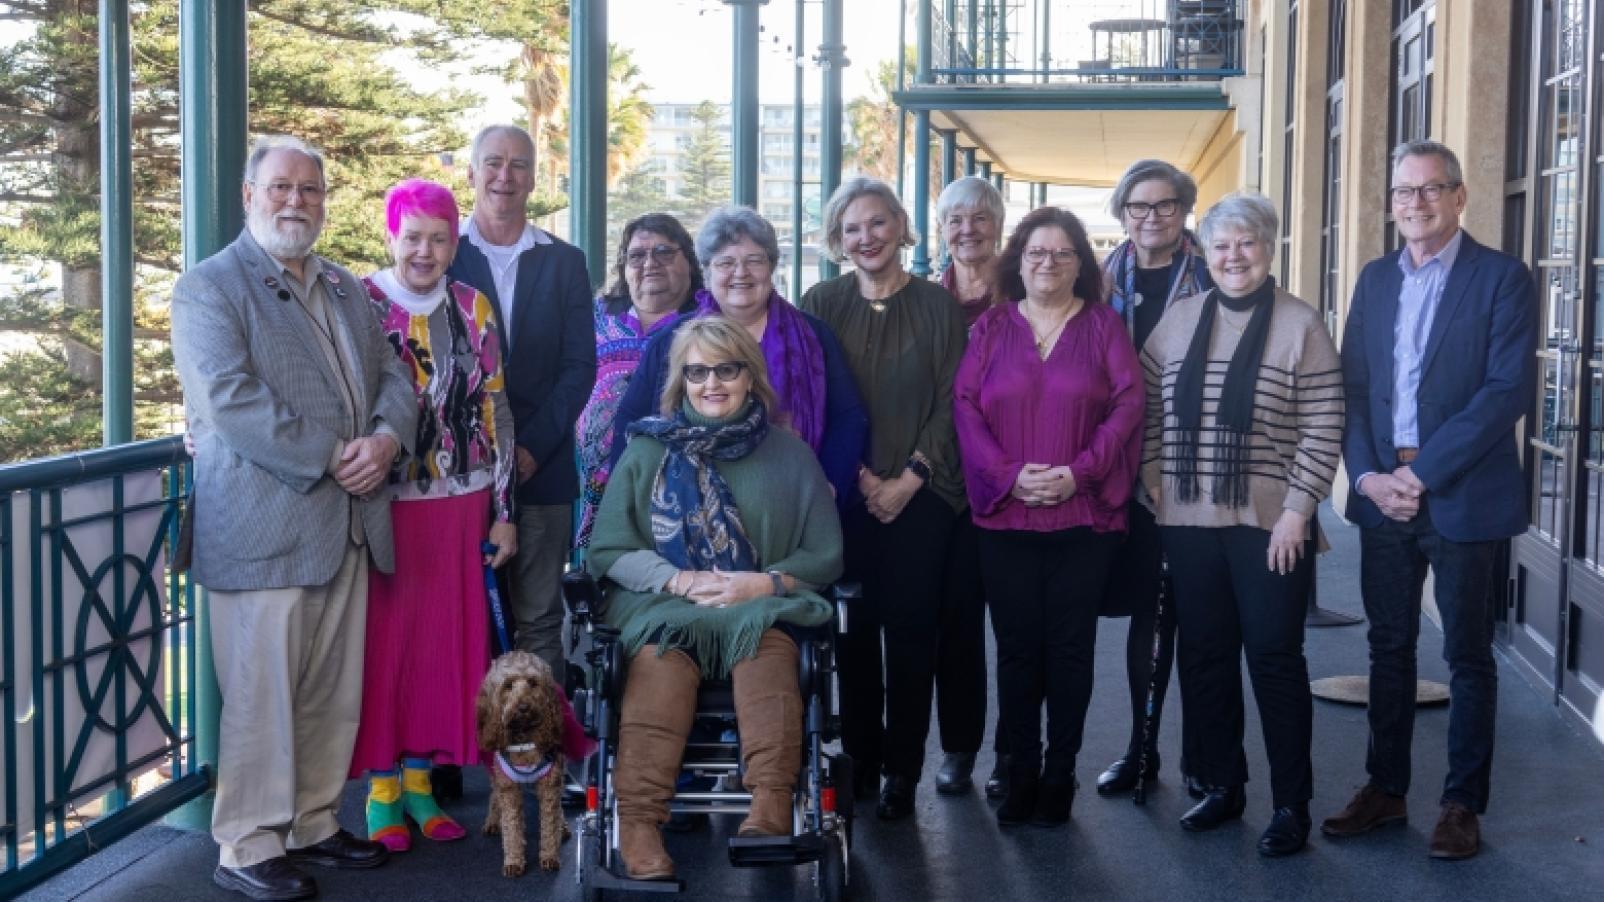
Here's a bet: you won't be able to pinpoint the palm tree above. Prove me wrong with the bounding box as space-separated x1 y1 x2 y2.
606 46 654 186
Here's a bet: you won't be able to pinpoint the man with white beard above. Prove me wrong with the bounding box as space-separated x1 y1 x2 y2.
171 135 417 901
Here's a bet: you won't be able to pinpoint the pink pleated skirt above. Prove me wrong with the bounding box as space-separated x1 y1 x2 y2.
349 489 491 776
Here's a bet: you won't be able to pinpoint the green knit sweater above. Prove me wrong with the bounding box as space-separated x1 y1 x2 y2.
586 413 845 677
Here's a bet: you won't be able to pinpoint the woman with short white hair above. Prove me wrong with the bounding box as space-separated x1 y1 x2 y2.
1140 191 1343 857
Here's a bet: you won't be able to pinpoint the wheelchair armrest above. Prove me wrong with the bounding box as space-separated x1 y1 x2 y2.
562 570 601 626
829 582 861 635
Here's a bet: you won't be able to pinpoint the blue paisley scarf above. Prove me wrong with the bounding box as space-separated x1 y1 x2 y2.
626 399 767 572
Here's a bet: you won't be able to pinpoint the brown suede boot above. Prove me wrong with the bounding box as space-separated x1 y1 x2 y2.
732 630 802 837
615 645 700 879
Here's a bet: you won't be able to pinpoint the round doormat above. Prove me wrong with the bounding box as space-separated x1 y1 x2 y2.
1310 676 1450 706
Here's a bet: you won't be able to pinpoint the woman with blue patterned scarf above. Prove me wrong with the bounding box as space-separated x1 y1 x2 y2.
1095 159 1214 801
587 316 844 881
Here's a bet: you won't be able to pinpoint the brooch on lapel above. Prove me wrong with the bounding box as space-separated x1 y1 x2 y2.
325 271 348 299
263 275 291 302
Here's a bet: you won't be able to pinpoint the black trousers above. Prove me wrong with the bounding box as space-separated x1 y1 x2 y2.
1359 501 1499 812
978 526 1119 782
934 514 999 755
1163 525 1313 807
838 489 959 783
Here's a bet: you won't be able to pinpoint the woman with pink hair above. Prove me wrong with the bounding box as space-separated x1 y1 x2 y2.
349 178 517 851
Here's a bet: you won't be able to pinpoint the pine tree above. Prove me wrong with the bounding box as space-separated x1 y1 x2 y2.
607 162 672 248
675 100 731 231
0 1 495 460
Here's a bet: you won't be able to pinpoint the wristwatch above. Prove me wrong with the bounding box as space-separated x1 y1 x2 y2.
768 570 788 597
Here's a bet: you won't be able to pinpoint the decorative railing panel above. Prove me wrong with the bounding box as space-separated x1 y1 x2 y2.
0 437 210 897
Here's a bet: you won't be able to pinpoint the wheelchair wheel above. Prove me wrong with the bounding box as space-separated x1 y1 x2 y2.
813 831 848 902
577 822 605 902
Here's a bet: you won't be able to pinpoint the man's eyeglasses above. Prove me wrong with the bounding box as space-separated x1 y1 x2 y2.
252 181 326 205
709 254 771 274
682 361 748 383
1390 183 1460 204
1123 199 1180 219
1023 247 1079 266
626 245 681 268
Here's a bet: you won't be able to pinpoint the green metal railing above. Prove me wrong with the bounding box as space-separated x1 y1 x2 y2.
0 436 211 898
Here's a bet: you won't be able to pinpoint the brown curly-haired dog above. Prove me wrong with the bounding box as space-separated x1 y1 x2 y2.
477 651 569 877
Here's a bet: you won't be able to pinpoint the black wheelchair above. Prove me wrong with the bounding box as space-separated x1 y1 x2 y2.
561 571 856 902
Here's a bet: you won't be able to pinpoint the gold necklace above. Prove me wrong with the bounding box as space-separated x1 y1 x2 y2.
864 271 911 312
1024 298 1080 358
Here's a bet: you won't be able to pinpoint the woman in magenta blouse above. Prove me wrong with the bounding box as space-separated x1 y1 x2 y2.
954 206 1145 828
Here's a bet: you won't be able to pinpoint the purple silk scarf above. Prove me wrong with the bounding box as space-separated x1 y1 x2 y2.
694 287 827 451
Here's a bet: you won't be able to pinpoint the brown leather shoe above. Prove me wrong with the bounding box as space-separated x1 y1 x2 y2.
1321 784 1407 837
1429 802 1480 860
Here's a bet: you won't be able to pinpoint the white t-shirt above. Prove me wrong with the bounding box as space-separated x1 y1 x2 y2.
461 217 551 347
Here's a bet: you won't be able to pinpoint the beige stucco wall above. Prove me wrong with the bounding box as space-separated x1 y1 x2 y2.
1435 0 1513 245
1285 0 1330 307
1192 109 1247 213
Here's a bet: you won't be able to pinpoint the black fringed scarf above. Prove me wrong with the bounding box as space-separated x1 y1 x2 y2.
1171 278 1277 507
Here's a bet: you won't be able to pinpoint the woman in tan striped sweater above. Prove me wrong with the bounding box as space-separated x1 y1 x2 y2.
1140 191 1344 858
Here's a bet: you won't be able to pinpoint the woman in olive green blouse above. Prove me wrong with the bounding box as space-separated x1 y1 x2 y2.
800 177 968 821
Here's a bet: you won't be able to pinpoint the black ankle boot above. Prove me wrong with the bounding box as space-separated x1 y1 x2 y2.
1258 803 1312 857
1031 778 1077 826
1179 785 1246 832
996 767 1039 827
1095 750 1159 796
985 755 1011 800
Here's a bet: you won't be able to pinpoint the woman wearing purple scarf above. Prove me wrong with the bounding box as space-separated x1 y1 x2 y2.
608 206 867 505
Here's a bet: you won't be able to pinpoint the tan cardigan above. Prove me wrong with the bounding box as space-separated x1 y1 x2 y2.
1140 288 1344 533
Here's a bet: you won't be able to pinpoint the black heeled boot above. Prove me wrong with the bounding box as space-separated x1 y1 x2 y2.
1095 750 1159 796
996 766 1039 827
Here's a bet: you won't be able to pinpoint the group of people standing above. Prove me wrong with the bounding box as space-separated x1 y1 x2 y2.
170 120 1534 902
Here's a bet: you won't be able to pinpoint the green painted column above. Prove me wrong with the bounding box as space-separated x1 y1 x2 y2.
818 0 846 281
964 146 977 176
979 160 992 180
790 0 805 297
910 0 933 277
942 131 958 188
170 0 246 832
726 0 767 208
895 0 907 198
569 0 608 289
100 0 133 447
992 170 1005 194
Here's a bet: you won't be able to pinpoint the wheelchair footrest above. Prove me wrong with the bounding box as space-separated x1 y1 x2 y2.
588 864 686 894
727 833 826 867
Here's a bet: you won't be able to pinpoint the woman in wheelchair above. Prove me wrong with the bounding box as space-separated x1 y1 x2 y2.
586 315 845 881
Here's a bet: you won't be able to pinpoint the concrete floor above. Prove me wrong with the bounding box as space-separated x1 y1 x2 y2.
23 506 1604 901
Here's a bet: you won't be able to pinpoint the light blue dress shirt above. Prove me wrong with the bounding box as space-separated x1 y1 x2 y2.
1392 229 1464 448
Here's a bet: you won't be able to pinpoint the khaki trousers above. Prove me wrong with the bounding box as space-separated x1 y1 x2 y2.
209 543 368 867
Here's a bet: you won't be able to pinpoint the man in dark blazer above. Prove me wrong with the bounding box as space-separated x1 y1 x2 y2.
172 136 416 899
449 124 597 679
1326 140 1537 860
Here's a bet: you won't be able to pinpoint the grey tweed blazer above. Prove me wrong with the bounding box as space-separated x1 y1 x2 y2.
171 230 418 591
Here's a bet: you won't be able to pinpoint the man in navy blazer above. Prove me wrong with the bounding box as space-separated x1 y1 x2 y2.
1325 141 1537 860
449 125 597 679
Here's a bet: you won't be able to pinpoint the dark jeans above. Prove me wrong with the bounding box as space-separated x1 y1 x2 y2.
838 488 958 783
1359 500 1499 812
1164 525 1313 808
978 526 1119 782
1104 501 1189 766
935 515 1002 755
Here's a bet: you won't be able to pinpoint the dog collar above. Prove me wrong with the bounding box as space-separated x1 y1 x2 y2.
496 748 555 784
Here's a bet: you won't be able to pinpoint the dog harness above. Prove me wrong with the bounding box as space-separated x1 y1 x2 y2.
496 743 556 784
